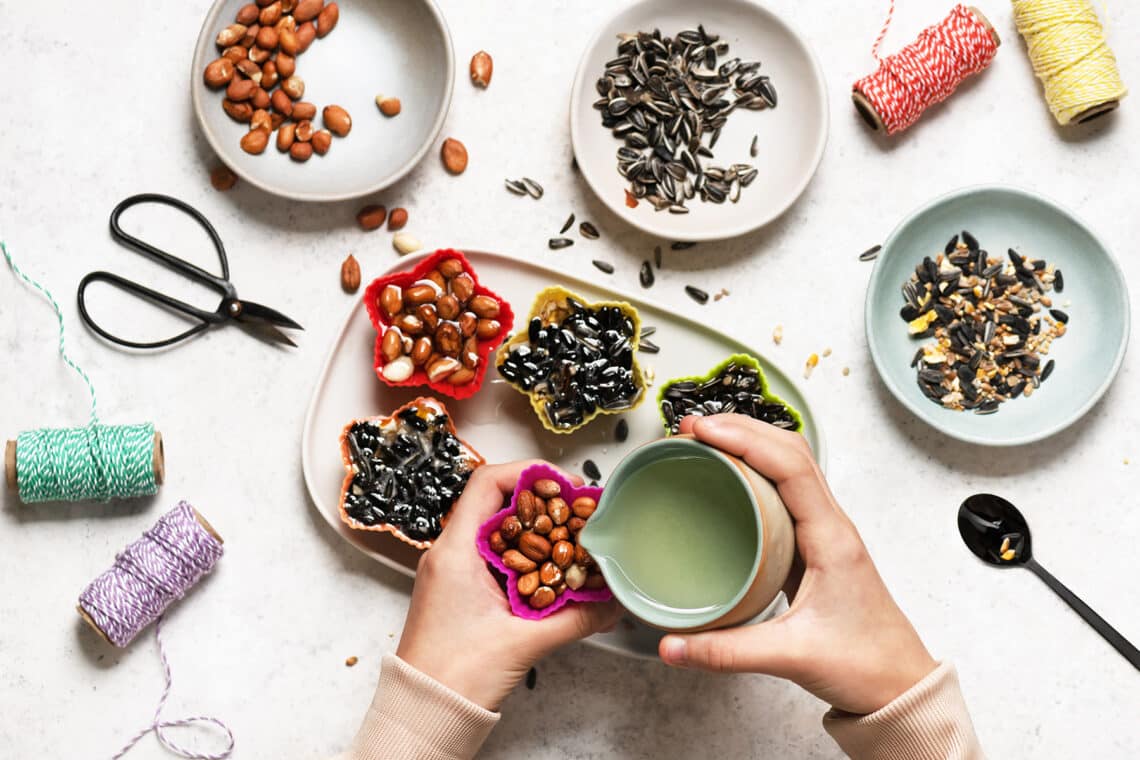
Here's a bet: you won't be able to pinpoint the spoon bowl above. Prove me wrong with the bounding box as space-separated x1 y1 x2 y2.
957 493 1032 567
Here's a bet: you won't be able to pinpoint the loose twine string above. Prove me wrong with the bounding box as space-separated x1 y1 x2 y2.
1011 0 1127 125
79 501 233 759
854 3 999 134
2 235 158 502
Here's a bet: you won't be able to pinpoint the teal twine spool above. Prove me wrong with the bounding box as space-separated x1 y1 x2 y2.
9 424 163 503
3 237 164 504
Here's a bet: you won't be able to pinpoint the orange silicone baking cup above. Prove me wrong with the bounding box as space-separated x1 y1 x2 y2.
337 397 486 550
363 249 515 401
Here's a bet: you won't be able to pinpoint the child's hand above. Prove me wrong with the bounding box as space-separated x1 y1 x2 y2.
396 461 621 710
658 415 937 715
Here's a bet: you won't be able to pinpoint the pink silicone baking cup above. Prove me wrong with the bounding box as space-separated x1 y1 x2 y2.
363 249 515 401
475 463 612 620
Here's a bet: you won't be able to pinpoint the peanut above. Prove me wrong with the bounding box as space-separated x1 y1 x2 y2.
376 96 401 117
311 129 332 155
388 207 408 230
281 75 305 99
222 99 254 122
317 2 338 37
502 549 536 574
270 88 293 116
356 205 386 230
240 128 270 154
341 254 361 293
289 140 313 161
204 58 235 88
533 479 561 499
518 532 551 563
210 165 238 191
440 137 468 174
276 122 296 151
293 0 322 23
216 23 247 48
470 50 493 87
517 571 540 597
322 105 351 136
529 586 556 609
236 4 259 25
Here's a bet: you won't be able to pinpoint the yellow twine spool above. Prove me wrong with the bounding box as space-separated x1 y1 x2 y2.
1011 0 1128 125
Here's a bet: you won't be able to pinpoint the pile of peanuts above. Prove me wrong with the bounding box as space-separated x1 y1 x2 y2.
377 257 503 387
202 0 350 161
489 478 606 609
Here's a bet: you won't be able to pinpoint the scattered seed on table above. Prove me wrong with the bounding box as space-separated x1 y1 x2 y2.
750 134 759 158
345 656 358 667
522 177 544 199
592 259 614 274
772 324 783 345
804 353 819 379
842 367 850 376
640 338 660 354
713 288 730 302
640 326 656 338
583 459 602 481
526 667 538 690
639 260 655 288
685 285 709 304
549 238 574 250
580 221 600 239
822 347 832 357
615 418 629 442
654 245 662 268
560 213 575 234
672 242 696 250
859 244 882 262
505 178 527 195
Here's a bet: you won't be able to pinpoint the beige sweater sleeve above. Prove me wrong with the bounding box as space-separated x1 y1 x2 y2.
824 662 984 759
332 654 499 760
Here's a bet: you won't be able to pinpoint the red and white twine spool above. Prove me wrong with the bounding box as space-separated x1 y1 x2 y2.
853 3 1001 135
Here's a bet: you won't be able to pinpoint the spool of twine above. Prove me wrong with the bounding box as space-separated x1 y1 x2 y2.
1011 0 1127 125
2 237 164 504
78 501 233 759
6 425 164 503
852 4 1001 134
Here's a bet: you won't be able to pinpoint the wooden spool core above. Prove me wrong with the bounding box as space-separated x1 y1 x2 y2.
1074 100 1119 124
77 506 222 645
5 430 165 494
853 6 1001 132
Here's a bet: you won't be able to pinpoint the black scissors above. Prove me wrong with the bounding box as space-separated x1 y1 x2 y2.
77 193 302 349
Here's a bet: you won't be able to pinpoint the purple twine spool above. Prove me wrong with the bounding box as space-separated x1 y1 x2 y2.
79 501 233 759
79 501 223 646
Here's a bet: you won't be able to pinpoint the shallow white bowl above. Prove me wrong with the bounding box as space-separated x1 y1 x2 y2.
191 0 454 201
569 0 828 241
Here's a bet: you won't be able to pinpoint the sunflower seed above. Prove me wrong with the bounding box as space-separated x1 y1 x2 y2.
1049 309 1069 324
592 259 615 274
685 285 709 304
505 179 527 195
549 238 574 250
639 260 655 288
615 418 629 442
560 213 575 234
580 221 600 239
750 134 759 157
1053 269 1064 292
640 338 660 354
672 241 695 250
583 459 602 481
859 244 882 262
521 177 544 199
654 245 663 268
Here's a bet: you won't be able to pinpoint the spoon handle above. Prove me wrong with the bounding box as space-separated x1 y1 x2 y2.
1025 558 1140 670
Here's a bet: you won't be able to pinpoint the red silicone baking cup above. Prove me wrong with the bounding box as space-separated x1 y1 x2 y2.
338 397 486 550
475 463 612 620
363 249 514 400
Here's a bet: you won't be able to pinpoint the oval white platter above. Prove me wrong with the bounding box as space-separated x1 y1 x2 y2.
301 249 825 659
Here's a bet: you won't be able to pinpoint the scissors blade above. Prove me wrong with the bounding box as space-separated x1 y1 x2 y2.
235 300 304 330
238 318 298 348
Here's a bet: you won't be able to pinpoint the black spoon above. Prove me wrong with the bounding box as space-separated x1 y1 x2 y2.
958 493 1140 670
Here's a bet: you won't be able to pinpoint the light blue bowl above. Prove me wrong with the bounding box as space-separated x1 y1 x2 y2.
865 185 1129 446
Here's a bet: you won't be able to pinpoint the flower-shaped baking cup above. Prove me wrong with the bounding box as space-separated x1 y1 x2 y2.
363 249 514 401
496 286 646 434
476 463 612 620
657 353 803 435
339 397 485 550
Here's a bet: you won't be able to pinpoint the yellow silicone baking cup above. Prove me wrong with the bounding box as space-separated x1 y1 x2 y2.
496 286 646 434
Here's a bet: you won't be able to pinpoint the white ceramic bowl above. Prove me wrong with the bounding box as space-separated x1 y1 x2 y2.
569 0 828 241
191 0 454 201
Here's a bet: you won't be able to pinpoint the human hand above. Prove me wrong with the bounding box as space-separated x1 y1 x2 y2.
658 415 937 715
396 460 622 711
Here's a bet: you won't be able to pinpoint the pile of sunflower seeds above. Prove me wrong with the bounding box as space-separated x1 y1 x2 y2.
595 26 774 213
498 298 642 430
342 405 478 541
660 360 800 434
902 231 1068 414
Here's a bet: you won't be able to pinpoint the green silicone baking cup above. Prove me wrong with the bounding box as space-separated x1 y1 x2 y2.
657 353 804 434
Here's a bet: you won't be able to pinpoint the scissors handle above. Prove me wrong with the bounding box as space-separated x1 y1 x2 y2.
109 193 233 295
77 271 224 349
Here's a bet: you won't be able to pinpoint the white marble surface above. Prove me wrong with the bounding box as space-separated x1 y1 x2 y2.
1 0 1138 757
